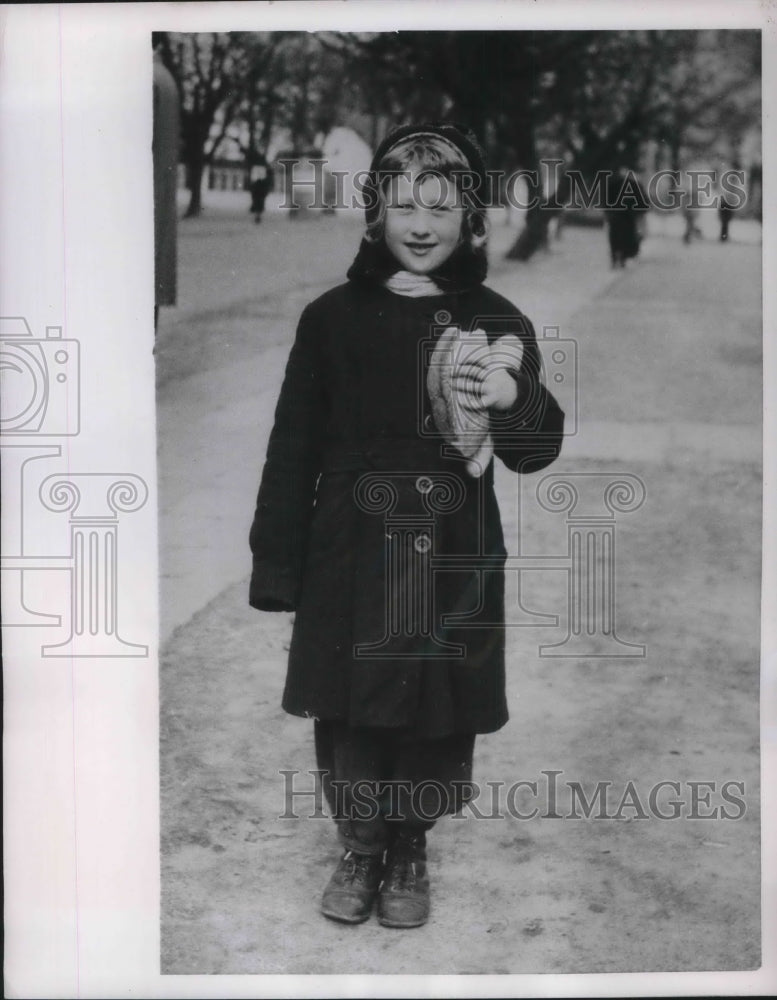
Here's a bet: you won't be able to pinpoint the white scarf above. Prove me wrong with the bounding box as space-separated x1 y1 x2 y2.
383 270 446 298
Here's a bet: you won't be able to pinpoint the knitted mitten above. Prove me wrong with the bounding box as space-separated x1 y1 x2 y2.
427 327 524 477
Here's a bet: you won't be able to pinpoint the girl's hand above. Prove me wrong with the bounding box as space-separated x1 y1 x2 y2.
480 367 519 410
453 365 518 410
451 332 523 413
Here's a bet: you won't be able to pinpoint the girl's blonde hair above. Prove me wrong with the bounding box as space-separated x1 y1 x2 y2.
348 127 490 289
365 133 489 250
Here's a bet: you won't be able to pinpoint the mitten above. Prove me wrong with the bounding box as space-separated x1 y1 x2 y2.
427 328 525 477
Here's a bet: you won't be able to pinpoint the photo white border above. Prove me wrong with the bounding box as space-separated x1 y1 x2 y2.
1 1 774 997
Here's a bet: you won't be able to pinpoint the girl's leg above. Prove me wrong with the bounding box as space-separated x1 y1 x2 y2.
378 732 476 929
314 721 391 923
315 721 392 854
387 730 475 829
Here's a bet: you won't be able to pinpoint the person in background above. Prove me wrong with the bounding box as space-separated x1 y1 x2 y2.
152 34 180 332
604 164 649 268
681 173 703 245
718 159 743 243
718 195 735 242
250 156 273 224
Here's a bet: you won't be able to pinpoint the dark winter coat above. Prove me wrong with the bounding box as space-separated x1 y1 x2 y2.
248 281 564 737
604 173 649 261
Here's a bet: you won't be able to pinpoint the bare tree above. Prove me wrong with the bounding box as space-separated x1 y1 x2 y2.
158 28 760 237
160 32 248 217
229 33 285 178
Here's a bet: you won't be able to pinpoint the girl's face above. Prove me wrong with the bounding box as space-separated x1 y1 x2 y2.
383 171 464 275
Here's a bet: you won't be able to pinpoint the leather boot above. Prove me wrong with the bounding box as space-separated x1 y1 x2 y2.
377 831 430 928
320 849 384 924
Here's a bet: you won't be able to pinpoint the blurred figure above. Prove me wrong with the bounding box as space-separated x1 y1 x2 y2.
748 161 762 223
249 156 273 224
604 165 649 268
718 195 735 242
683 205 703 244
152 35 180 332
679 172 703 244
718 160 742 242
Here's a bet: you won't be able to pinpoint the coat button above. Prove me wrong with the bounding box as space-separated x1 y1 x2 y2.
415 475 433 495
414 532 431 554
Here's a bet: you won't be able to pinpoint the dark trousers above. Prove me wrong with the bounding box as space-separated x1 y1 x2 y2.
314 720 475 856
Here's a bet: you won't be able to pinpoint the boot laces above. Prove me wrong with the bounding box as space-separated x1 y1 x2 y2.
341 849 379 886
384 852 422 892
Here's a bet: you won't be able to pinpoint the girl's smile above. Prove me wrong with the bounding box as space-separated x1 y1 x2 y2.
384 172 464 275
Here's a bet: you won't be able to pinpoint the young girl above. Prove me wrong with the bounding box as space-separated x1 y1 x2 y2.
249 122 564 928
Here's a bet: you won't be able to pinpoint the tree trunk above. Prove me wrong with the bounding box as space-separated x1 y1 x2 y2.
504 136 549 261
669 132 682 173
185 157 205 218
506 203 547 261
503 114 562 262
505 182 570 261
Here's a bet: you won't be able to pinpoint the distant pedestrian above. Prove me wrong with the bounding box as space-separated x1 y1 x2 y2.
681 174 703 244
248 123 564 930
250 157 273 223
604 165 649 268
152 37 180 332
682 205 703 244
718 195 735 242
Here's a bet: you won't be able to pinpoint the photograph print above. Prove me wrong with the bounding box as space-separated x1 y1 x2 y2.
155 26 763 975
